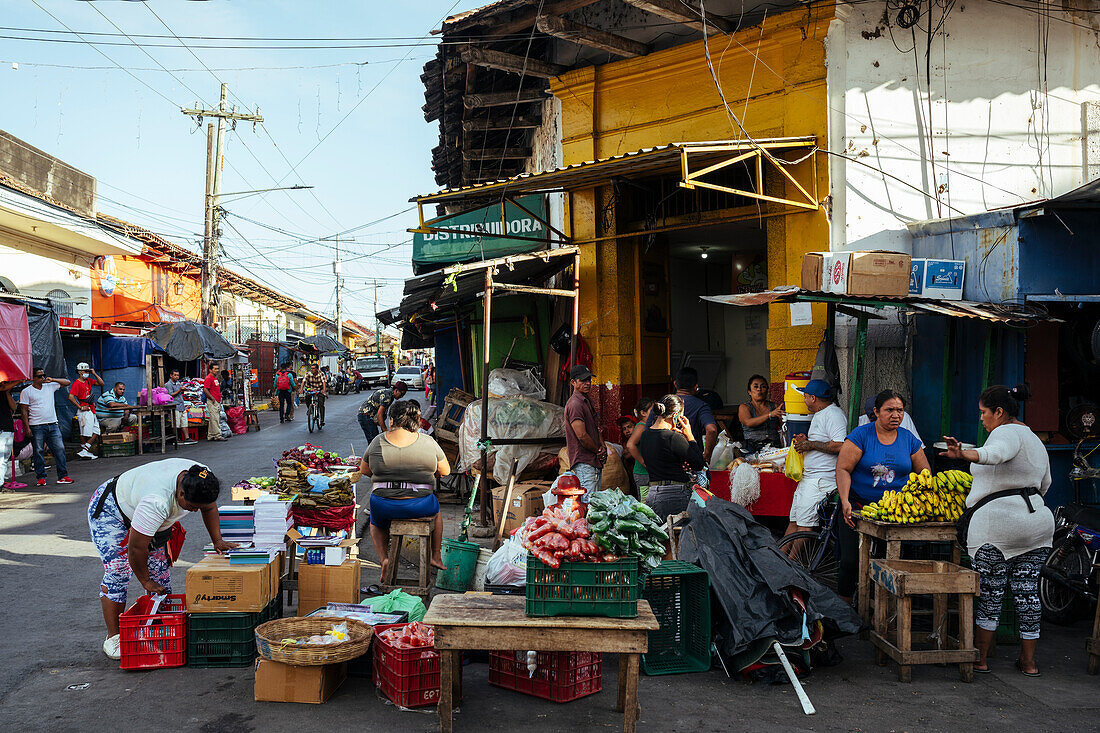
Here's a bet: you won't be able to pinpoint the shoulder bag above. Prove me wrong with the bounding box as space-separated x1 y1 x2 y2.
957 486 1039 547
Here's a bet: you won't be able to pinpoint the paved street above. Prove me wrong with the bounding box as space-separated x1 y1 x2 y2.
1 392 1097 732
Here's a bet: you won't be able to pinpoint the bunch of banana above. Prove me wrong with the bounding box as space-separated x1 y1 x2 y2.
859 468 972 524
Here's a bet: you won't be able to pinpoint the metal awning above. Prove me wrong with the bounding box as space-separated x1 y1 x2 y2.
702 287 1061 325
411 138 820 242
378 246 577 329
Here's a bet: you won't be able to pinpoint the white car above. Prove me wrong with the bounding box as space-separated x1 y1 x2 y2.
392 365 425 390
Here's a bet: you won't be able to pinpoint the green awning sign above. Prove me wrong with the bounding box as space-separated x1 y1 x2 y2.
412 195 548 269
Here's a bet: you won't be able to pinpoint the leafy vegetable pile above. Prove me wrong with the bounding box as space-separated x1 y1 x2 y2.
587 489 669 570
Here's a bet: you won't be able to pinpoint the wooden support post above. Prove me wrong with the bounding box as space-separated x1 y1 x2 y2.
977 326 998 446
478 268 494 528
847 314 868 431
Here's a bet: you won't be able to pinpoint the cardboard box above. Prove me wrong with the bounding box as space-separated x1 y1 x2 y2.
800 252 829 291
492 481 549 535
822 250 911 297
186 555 280 613
254 658 346 704
297 557 360 615
909 258 965 300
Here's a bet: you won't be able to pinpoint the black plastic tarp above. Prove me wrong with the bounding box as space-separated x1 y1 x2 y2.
148 321 237 361
297 334 347 354
26 300 66 377
678 497 861 658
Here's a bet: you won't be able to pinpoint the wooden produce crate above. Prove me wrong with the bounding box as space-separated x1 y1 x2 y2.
434 389 475 444
102 432 136 444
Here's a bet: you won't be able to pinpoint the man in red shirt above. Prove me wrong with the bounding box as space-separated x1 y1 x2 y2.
68 362 103 460
203 362 226 442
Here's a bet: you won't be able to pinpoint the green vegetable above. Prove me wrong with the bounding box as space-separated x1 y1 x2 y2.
593 518 613 534
648 525 670 542
617 519 645 533
634 502 658 520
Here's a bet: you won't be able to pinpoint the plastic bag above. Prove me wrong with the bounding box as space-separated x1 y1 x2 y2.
784 444 803 482
362 588 426 622
225 406 247 434
485 537 527 586
709 431 736 470
456 397 565 484
487 368 546 400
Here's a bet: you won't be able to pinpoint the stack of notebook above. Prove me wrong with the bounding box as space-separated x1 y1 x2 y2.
253 494 293 548
217 506 255 545
226 547 280 565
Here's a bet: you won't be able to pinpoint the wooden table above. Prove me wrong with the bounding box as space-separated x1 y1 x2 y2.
131 404 178 455
423 594 659 733
854 518 961 636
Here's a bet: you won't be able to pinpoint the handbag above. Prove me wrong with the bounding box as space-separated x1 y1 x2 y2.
956 487 1039 547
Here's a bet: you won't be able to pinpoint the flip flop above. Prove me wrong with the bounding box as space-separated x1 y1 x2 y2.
973 665 991 674
363 583 382 596
1015 659 1041 677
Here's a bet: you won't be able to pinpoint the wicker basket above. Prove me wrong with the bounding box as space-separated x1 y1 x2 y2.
254 615 373 666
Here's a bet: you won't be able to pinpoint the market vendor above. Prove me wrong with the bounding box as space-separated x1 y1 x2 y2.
564 365 605 500
635 394 705 519
88 459 235 659
163 369 194 445
738 374 783 452
941 384 1053 677
835 389 930 603
784 379 847 544
359 400 449 584
96 382 138 433
858 394 924 447
357 380 408 444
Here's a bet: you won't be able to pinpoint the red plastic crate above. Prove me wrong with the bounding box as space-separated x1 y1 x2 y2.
119 594 188 670
372 623 441 708
488 650 603 702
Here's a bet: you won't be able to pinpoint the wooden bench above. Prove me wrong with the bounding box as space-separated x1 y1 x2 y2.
424 594 659 733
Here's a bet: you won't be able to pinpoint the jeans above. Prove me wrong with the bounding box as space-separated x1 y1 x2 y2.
31 422 67 479
358 412 380 445
277 389 292 422
572 462 602 502
645 482 692 519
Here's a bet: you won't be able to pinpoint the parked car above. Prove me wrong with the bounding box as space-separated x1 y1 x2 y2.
392 364 424 390
355 356 391 390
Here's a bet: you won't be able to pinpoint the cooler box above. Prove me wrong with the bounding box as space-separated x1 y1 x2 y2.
783 371 812 415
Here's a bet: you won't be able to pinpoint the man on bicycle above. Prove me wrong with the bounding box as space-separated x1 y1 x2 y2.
298 362 328 427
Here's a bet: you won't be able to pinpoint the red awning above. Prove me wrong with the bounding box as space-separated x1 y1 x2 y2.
0 300 31 380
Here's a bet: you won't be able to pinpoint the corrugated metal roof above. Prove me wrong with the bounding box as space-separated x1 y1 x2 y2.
413 137 817 205
701 287 1060 325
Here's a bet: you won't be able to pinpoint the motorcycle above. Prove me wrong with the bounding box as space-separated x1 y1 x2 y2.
1039 441 1100 624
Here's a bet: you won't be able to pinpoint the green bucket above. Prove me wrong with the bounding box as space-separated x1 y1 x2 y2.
436 538 480 591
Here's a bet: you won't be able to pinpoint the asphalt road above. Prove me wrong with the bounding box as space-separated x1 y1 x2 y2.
1 391 1098 732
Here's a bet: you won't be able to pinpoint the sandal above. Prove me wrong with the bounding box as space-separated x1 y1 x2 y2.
1015 659 1041 677
973 664 991 674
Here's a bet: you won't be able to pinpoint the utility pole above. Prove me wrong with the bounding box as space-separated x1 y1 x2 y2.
182 83 262 326
373 279 381 356
334 237 342 345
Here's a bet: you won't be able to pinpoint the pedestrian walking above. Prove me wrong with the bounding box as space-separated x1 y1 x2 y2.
274 363 296 423
357 381 408 444
17 366 73 486
203 362 226 441
564 365 605 501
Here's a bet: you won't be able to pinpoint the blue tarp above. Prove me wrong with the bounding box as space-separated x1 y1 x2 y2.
100 336 162 370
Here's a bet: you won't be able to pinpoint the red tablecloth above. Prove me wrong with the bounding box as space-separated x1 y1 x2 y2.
707 470 797 517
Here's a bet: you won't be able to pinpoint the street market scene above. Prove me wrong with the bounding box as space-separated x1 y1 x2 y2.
2 1 1100 731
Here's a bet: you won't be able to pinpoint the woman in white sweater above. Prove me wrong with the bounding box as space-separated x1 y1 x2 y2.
941 384 1053 677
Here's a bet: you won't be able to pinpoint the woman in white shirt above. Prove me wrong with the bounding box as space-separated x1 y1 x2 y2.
941 384 1053 678
88 459 237 659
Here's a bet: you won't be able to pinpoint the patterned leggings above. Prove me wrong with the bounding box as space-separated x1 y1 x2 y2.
88 481 171 604
972 544 1049 640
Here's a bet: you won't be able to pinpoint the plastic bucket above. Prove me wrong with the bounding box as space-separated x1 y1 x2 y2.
783 371 812 415
784 415 812 442
436 538 480 591
471 548 494 591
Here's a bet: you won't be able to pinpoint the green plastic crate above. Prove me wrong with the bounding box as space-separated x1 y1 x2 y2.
101 442 136 458
641 561 711 675
187 595 281 667
525 554 639 618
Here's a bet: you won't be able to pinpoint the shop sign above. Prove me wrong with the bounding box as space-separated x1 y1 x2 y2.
413 195 548 267
94 255 118 296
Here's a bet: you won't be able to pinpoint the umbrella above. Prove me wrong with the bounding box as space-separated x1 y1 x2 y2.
297 334 348 354
148 321 238 361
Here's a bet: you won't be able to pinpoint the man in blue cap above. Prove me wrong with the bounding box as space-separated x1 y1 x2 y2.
784 379 848 543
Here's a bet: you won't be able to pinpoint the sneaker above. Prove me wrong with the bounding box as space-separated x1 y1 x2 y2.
36 478 46 487
180 440 198 445
77 449 97 460
57 476 74 485
103 634 121 660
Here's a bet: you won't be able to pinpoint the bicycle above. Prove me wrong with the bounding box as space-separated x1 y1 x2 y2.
777 492 841 592
303 392 324 433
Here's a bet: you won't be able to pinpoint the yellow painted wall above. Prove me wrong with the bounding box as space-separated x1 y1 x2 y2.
550 7 832 388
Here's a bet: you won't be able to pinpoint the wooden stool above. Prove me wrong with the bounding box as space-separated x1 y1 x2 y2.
382 518 433 599
1088 561 1100 675
870 559 979 682
245 409 260 431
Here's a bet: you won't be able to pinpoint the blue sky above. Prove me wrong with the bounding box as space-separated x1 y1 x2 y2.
1 0 483 325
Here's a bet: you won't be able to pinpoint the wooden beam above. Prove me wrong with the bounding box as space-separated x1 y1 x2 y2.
459 47 566 79
462 147 532 161
465 89 548 108
620 0 730 34
448 0 603 37
462 115 541 132
536 15 649 58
